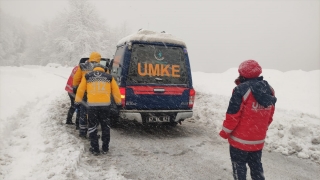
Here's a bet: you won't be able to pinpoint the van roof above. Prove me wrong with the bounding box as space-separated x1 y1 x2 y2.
117 29 187 47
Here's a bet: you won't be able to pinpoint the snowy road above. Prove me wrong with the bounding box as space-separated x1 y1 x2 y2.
56 94 320 180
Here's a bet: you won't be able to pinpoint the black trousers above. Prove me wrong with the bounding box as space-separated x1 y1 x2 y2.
67 92 80 126
79 103 87 135
87 106 111 151
230 145 265 180
79 94 88 135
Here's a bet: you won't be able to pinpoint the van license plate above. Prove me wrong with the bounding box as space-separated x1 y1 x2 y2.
147 116 170 122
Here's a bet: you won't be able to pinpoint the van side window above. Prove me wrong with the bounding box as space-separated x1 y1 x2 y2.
111 46 125 84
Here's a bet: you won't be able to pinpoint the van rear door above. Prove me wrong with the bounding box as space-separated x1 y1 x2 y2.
124 43 191 110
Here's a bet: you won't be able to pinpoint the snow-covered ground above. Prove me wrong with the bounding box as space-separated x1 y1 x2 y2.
0 65 319 179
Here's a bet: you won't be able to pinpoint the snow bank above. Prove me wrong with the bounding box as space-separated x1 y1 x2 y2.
192 69 320 163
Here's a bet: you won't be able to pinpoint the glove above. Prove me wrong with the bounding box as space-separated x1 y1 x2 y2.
219 130 230 139
73 87 78 94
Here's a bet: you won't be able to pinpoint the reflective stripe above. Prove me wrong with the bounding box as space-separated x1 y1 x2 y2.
66 85 73 90
87 102 111 106
243 89 251 101
232 162 239 180
222 126 232 133
80 125 87 129
88 125 97 134
230 135 265 145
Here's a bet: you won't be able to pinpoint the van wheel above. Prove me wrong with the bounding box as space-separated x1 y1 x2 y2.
110 118 118 127
141 115 148 125
169 122 178 127
109 103 120 127
110 115 120 127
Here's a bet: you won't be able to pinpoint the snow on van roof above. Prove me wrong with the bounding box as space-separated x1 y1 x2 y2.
117 29 187 47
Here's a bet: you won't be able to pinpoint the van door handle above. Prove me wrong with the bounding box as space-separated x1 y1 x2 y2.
154 88 165 93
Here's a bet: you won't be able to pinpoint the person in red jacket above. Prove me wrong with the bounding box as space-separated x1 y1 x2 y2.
219 60 277 180
65 65 80 128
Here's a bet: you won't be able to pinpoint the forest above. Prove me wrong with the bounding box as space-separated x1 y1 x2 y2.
0 0 130 66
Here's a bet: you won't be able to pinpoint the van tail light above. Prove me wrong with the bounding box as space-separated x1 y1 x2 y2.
188 88 196 108
120 87 126 107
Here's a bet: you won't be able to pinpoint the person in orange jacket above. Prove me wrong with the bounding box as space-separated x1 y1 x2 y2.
73 52 101 138
75 63 121 155
219 60 277 180
64 65 80 127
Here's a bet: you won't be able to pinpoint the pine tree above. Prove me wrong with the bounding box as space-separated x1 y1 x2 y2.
39 0 113 66
0 10 28 66
1 0 133 66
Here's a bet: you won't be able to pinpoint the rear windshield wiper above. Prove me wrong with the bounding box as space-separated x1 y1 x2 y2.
155 78 163 82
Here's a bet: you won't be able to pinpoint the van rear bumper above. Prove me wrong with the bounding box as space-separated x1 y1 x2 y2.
119 110 193 123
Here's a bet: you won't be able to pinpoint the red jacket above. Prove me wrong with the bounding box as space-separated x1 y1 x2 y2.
65 66 78 94
220 77 277 151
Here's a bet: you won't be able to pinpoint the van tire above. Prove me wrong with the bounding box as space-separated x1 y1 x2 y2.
141 115 148 125
110 110 120 128
110 117 119 127
169 122 178 127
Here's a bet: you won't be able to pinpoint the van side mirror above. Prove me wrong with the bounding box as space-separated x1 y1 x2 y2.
127 42 132 51
79 58 89 64
109 59 114 71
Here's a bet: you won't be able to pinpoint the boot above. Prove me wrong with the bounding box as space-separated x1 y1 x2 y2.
101 145 109 154
79 134 87 139
89 147 100 156
66 107 75 125
66 121 74 125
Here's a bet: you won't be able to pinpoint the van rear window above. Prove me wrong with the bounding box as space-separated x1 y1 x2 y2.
127 44 188 85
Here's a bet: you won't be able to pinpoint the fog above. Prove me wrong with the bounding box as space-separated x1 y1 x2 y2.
0 0 319 72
